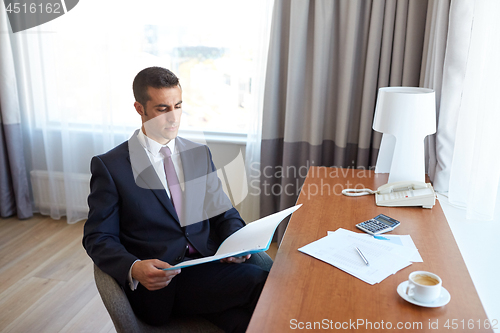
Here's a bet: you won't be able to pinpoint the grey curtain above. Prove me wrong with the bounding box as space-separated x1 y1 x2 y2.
0 116 32 219
261 0 436 242
420 0 450 183
0 15 33 220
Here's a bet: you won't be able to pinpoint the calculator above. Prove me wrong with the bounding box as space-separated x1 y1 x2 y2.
356 214 400 235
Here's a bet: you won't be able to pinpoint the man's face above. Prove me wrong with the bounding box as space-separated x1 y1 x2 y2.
135 86 182 145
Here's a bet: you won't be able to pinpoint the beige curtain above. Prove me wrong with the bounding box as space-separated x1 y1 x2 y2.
260 0 435 242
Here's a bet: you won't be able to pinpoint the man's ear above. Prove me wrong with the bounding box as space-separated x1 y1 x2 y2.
134 101 146 116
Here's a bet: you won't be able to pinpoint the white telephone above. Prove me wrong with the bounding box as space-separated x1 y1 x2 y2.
342 181 436 209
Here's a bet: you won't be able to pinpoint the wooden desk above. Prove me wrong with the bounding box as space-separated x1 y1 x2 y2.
248 167 493 332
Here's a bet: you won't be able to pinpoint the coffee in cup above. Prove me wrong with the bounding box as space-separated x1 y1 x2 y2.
406 271 442 303
412 274 440 286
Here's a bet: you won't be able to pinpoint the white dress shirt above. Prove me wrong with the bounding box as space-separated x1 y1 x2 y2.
136 129 185 193
128 129 185 290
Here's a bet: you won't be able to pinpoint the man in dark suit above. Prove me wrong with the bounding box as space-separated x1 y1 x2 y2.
83 67 268 332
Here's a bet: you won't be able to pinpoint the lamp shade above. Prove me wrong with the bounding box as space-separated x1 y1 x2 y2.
373 87 436 184
373 87 436 137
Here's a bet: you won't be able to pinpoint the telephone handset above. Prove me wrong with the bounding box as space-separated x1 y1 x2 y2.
342 181 436 209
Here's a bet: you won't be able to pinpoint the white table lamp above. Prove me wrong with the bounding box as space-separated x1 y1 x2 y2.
373 87 436 184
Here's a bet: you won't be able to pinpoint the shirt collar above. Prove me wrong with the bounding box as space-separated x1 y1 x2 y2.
137 128 176 157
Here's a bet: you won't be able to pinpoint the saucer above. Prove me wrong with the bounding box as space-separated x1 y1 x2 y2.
397 281 451 307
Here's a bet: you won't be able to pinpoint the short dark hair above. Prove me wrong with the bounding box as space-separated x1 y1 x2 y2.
132 67 180 107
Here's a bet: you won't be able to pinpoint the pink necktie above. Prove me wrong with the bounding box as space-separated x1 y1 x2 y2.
160 146 183 220
160 146 197 255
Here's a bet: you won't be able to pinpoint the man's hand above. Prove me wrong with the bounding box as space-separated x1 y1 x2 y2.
131 259 181 291
220 254 251 264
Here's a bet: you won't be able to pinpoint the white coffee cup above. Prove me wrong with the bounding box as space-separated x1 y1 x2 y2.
406 271 442 303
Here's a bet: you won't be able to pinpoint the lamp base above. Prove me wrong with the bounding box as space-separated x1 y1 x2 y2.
375 134 426 185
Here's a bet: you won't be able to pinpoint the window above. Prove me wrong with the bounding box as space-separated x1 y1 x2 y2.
40 0 270 134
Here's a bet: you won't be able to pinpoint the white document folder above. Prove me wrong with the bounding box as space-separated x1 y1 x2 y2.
164 204 302 270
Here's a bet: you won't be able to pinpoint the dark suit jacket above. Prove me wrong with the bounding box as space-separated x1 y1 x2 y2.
83 132 245 287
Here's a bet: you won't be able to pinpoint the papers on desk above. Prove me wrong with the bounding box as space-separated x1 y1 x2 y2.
298 229 421 285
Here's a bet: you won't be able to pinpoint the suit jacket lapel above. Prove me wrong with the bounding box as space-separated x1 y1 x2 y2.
176 137 196 184
176 137 202 227
127 131 179 222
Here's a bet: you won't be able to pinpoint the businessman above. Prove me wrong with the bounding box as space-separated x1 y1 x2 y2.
83 67 268 332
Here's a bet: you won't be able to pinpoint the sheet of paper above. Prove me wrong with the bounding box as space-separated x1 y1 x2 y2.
216 204 301 255
333 228 419 262
372 234 423 262
300 229 414 284
327 231 423 262
164 204 302 270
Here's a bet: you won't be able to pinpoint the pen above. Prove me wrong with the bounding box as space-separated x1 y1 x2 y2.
355 246 369 266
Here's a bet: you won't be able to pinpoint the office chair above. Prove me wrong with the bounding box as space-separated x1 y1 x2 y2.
94 252 273 333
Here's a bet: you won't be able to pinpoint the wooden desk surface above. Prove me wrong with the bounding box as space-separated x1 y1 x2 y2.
248 167 492 332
